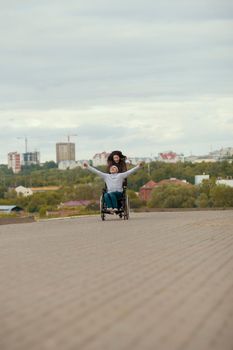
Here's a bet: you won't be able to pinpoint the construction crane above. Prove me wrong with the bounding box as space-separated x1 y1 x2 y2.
66 134 77 142
17 136 28 153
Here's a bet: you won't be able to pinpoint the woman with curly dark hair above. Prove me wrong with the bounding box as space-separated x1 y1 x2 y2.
107 150 127 173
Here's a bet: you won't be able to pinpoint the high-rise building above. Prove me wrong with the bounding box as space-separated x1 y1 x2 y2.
8 152 21 173
56 143 75 163
22 152 40 166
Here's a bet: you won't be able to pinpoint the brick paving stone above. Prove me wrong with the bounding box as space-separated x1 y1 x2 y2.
0 211 233 350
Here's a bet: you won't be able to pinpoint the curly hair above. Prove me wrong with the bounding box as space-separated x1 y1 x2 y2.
107 150 127 173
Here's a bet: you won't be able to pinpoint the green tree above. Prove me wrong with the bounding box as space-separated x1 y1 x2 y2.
75 184 97 200
127 168 149 191
196 193 209 208
130 198 146 209
43 161 58 169
127 190 138 200
197 178 217 206
0 185 7 199
126 189 145 208
209 185 233 207
39 206 48 217
148 185 197 208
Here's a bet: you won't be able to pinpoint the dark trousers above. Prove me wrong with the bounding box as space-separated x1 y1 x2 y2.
104 191 123 209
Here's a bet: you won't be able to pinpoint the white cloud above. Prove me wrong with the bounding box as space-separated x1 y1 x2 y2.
0 0 232 163
0 95 232 162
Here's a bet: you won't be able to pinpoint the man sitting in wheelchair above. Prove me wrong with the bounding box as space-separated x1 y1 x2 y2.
83 160 143 213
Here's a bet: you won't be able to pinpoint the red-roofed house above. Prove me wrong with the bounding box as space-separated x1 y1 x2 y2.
139 180 158 201
139 178 190 201
158 151 184 163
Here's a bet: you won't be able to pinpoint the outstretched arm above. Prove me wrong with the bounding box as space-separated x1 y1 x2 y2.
83 161 106 179
121 162 144 178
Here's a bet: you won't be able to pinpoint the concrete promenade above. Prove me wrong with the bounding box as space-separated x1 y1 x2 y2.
0 211 233 350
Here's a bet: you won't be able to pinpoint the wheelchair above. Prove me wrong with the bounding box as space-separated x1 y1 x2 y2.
100 186 130 221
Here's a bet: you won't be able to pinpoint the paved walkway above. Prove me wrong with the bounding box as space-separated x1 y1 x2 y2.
0 211 233 350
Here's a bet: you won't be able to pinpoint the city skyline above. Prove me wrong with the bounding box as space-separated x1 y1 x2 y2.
3 143 233 167
0 1 232 163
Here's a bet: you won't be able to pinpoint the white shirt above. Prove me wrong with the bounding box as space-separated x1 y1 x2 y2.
86 165 140 193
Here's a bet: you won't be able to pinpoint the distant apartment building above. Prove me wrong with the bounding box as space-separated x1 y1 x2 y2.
158 151 184 163
208 147 233 161
194 175 233 187
195 175 210 185
184 155 199 163
14 185 61 197
216 178 233 187
15 186 33 197
193 156 216 163
128 157 153 165
157 178 189 186
56 143 75 163
8 152 21 173
92 152 109 166
185 155 218 163
22 152 40 166
58 160 79 170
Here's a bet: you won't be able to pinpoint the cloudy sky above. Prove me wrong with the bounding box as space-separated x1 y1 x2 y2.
0 0 232 163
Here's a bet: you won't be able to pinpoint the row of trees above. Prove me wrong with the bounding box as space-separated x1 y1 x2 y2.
0 161 233 214
148 181 233 208
0 181 103 213
0 181 232 214
1 160 233 190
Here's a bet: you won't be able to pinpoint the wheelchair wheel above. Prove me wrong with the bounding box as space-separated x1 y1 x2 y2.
123 195 130 220
100 194 105 221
